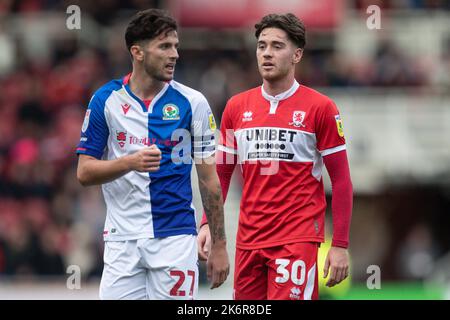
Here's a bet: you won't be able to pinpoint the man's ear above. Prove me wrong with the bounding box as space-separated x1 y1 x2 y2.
130 44 144 62
293 48 303 64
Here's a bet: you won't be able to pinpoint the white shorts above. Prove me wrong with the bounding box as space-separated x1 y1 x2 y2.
99 234 199 300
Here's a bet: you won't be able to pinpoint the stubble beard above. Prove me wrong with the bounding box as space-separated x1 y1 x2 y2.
259 64 292 84
260 67 282 82
144 61 173 82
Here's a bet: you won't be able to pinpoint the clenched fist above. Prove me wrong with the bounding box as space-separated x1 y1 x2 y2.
127 145 162 172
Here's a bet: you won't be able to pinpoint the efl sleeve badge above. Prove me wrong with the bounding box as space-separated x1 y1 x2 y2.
335 115 345 137
208 113 217 131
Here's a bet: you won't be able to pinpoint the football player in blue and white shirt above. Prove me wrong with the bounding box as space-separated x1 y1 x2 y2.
76 9 229 300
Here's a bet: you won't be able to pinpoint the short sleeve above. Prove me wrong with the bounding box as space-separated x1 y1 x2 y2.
76 94 109 159
217 99 237 155
316 99 346 156
191 94 216 159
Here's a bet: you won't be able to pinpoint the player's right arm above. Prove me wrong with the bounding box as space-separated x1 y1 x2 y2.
76 91 161 187
77 146 161 186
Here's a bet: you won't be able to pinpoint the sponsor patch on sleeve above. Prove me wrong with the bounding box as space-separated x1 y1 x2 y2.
335 114 344 137
208 113 217 131
81 109 91 133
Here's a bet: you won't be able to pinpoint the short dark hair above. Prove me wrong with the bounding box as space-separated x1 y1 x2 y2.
255 13 306 49
125 9 177 52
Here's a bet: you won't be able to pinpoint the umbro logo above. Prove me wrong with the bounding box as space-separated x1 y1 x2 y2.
242 111 253 122
122 103 131 115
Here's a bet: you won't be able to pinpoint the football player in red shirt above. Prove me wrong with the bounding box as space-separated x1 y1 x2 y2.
198 13 353 300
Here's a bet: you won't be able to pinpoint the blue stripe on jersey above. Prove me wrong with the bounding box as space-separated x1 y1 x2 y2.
77 80 122 159
148 85 197 237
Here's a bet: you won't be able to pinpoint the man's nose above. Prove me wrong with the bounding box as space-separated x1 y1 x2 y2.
171 47 179 60
262 47 273 58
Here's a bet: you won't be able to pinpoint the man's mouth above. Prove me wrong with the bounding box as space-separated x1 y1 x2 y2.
262 62 275 69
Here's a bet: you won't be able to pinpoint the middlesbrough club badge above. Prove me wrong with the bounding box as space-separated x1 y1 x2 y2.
290 111 306 128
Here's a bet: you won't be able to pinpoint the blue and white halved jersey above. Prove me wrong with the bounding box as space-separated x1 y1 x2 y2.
76 74 216 241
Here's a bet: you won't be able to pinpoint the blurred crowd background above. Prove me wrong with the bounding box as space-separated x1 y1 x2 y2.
0 0 449 299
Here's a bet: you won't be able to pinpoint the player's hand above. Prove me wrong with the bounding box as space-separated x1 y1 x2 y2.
207 241 229 289
323 246 349 287
197 224 211 261
128 145 162 172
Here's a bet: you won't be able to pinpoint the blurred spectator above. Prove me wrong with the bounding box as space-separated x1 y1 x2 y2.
396 223 439 280
372 39 427 87
0 22 15 76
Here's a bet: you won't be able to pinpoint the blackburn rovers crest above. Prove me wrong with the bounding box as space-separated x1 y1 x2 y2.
162 104 180 120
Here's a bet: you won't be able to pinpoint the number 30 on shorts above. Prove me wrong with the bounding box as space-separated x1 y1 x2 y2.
275 259 306 285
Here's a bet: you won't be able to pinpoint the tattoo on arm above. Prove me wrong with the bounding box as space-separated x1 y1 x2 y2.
199 181 226 243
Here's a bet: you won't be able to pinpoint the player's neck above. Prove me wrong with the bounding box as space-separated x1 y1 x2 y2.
262 76 296 97
129 70 165 101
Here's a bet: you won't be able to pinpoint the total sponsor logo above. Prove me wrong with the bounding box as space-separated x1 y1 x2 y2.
129 136 179 147
289 287 301 300
115 130 180 149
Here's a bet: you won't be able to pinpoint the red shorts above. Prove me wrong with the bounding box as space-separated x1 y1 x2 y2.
233 242 319 300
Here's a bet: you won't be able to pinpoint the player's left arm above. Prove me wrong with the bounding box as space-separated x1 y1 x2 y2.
197 98 237 261
316 99 353 287
191 93 229 289
323 150 353 287
195 159 230 289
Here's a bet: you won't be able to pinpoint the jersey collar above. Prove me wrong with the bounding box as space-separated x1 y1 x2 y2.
261 80 300 102
122 73 170 113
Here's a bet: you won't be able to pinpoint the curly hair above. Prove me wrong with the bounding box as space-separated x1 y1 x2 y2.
255 13 306 49
125 9 177 52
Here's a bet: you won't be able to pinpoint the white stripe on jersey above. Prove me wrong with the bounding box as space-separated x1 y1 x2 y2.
103 91 155 239
320 144 347 157
218 145 238 154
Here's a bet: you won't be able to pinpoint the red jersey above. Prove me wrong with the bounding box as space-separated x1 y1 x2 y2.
218 81 346 250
